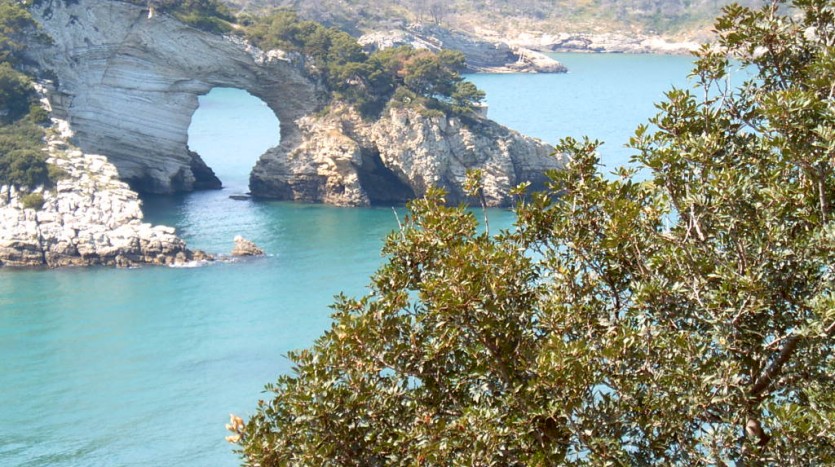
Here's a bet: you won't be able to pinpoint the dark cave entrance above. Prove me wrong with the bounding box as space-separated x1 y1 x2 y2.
356 148 416 205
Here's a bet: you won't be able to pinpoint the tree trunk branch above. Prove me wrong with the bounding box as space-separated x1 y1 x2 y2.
751 320 835 397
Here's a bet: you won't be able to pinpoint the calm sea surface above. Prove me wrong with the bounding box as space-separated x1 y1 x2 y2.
0 53 693 466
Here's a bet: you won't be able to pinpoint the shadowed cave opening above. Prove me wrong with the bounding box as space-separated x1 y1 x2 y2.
187 87 280 192
356 148 416 205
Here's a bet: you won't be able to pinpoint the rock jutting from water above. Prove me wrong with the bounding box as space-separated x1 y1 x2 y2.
231 236 265 257
250 104 561 207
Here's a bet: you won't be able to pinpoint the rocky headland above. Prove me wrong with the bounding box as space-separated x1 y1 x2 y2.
503 32 700 55
21 0 559 206
2 0 565 267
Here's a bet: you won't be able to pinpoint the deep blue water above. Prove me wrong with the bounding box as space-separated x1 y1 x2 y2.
0 54 694 466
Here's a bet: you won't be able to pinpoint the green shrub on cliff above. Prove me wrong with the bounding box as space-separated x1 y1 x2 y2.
0 62 51 190
0 0 53 180
0 118 49 189
0 0 38 63
20 191 43 209
0 62 33 123
232 1 835 464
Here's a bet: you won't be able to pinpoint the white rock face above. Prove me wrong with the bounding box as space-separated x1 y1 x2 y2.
25 0 323 194
359 25 567 73
251 104 563 207
0 128 209 268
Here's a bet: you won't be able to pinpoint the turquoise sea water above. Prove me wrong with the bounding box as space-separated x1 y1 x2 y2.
469 52 695 170
0 54 693 466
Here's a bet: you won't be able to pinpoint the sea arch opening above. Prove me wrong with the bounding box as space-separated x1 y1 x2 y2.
187 87 281 193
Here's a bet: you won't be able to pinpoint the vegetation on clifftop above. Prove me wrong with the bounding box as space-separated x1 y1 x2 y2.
244 10 485 117
113 2 486 118
123 0 236 34
232 0 835 464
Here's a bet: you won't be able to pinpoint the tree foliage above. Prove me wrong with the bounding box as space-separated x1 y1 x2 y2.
0 3 50 190
0 0 38 64
0 118 50 189
233 0 834 464
0 61 34 123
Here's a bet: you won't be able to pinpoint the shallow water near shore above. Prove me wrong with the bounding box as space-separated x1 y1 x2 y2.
1 53 692 466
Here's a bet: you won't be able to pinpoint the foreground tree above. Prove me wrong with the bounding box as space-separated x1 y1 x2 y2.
232 1 835 464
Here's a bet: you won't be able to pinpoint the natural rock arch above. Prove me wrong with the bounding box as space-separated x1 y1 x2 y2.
25 0 560 208
187 87 281 187
26 0 325 194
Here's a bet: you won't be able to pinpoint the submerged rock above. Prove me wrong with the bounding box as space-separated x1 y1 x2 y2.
231 236 264 257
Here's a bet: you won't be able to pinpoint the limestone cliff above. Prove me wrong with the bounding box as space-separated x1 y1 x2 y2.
0 122 209 268
24 0 324 194
250 104 562 207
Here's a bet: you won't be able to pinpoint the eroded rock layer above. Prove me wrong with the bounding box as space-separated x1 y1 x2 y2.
24 0 560 208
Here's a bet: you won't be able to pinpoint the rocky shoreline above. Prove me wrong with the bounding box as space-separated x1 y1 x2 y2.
504 32 700 55
358 25 700 76
250 103 562 207
359 25 567 74
0 123 211 269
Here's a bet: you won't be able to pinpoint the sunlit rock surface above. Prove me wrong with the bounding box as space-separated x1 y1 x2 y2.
359 25 567 73
251 104 562 207
0 124 210 268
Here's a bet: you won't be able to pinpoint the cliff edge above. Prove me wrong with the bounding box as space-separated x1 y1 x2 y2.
21 0 559 208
